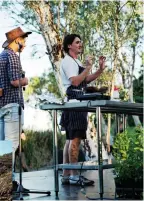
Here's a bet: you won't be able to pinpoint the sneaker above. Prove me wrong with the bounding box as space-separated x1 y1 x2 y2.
61 176 70 185
69 175 94 186
12 181 30 196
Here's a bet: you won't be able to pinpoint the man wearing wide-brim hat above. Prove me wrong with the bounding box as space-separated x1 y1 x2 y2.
0 27 32 195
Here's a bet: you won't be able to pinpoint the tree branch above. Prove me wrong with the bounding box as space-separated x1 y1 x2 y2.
120 2 137 37
118 0 130 13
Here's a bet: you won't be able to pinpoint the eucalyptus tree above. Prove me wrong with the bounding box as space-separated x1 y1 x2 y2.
89 1 143 149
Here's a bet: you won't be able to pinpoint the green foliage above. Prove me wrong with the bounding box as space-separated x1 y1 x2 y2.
24 71 61 100
95 70 113 89
119 87 129 101
47 72 61 98
133 74 143 103
113 125 143 183
21 130 65 170
2 0 40 33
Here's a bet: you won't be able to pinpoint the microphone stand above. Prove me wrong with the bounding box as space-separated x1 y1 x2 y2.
17 44 24 200
14 44 51 199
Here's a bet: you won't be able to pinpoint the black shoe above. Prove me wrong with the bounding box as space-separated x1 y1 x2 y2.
13 181 30 196
61 176 70 185
69 175 94 186
80 176 94 186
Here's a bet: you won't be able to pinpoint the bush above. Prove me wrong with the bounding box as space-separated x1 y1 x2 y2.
21 130 65 170
113 125 143 183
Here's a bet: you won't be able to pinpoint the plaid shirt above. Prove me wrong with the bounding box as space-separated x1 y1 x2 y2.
0 48 24 108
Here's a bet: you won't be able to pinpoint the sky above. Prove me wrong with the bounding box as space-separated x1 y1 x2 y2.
0 9 51 78
0 141 12 156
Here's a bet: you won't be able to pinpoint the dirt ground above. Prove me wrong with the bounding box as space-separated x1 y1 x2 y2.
0 153 12 201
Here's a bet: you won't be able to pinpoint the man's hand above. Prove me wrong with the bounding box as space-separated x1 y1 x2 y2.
85 56 106 83
85 55 94 67
11 77 28 87
99 56 106 71
24 77 28 85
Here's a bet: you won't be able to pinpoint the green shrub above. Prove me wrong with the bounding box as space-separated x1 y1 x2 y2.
21 130 65 170
113 125 143 183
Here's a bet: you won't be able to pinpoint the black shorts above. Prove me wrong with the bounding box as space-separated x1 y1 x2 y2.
66 129 86 140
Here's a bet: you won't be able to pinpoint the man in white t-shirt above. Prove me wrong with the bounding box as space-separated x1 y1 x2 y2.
60 34 106 185
60 54 83 92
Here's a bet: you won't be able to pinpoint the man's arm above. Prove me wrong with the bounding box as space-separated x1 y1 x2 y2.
8 52 28 87
70 66 92 87
86 56 106 83
70 55 93 87
85 68 103 83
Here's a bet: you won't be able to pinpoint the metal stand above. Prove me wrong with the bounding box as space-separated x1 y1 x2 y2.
52 106 114 200
96 107 103 199
122 114 127 131
53 110 59 199
116 114 120 134
14 46 51 199
17 46 24 200
94 107 113 200
116 114 127 134
40 100 143 200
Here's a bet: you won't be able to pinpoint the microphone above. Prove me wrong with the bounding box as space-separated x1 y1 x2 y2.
21 70 26 91
18 42 23 50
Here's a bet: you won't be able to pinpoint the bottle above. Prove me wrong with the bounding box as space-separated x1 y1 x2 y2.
112 86 120 101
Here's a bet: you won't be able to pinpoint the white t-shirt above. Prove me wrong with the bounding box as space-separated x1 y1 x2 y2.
60 55 82 91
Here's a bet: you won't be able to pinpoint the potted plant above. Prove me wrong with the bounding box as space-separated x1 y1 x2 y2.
113 125 143 199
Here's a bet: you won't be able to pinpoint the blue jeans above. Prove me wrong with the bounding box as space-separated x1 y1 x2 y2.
0 103 24 181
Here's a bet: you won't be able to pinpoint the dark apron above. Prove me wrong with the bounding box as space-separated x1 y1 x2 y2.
60 61 88 131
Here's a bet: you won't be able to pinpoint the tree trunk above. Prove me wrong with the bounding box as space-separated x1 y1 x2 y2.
24 0 65 99
129 45 141 125
107 3 119 153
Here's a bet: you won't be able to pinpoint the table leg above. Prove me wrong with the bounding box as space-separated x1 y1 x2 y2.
122 114 127 131
116 114 120 134
97 107 103 199
53 110 59 198
95 108 114 200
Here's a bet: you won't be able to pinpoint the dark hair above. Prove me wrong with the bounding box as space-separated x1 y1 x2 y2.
63 34 81 53
20 35 28 39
